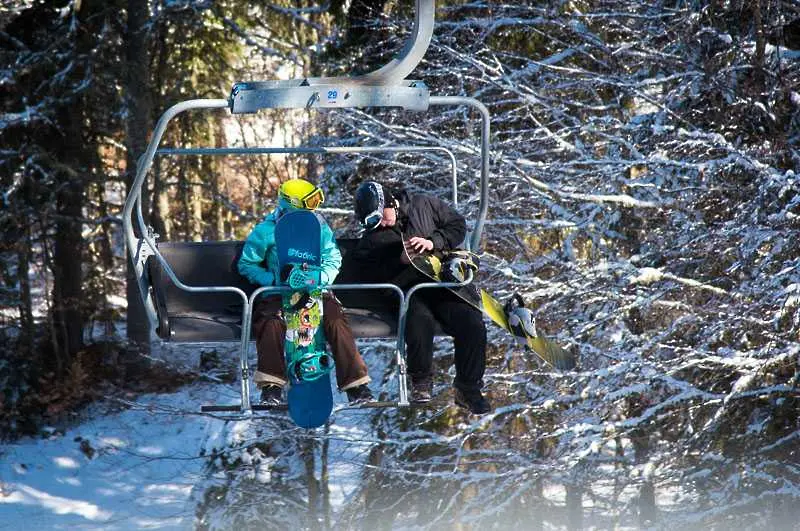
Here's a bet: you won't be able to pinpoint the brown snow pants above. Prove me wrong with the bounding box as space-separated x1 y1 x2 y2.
251 293 370 391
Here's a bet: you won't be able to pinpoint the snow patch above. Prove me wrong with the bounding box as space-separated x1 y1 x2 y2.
0 483 112 521
0 383 225 527
52 457 80 469
630 267 663 284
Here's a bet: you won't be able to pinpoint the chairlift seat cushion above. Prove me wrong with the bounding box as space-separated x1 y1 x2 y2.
147 239 428 342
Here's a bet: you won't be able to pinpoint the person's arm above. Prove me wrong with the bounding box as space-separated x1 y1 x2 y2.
319 222 342 285
417 194 467 251
238 221 276 286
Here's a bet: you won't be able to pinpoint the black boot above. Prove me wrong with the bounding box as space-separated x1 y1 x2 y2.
410 377 433 403
453 387 491 414
346 384 373 404
259 384 283 406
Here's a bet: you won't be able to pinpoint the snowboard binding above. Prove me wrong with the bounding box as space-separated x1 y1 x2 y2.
288 350 332 383
503 293 537 344
442 250 480 283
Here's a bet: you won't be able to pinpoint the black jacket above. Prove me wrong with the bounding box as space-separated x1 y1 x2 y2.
394 188 467 252
350 189 467 290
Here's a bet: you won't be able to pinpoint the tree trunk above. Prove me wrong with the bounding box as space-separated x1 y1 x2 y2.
17 221 34 356
211 119 225 240
96 182 118 339
152 160 170 240
639 481 656 527
529 478 544 530
363 442 396 531
566 484 583 530
321 422 331 529
752 0 766 92
633 428 656 525
124 0 153 354
52 116 86 371
50 0 97 367
304 438 320 529
190 178 204 241
149 17 170 241
178 164 190 240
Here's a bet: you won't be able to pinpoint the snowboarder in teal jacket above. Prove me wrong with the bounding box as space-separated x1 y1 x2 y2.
238 179 372 405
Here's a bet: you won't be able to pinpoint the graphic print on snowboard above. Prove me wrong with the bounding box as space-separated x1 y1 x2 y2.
402 242 576 370
276 210 334 428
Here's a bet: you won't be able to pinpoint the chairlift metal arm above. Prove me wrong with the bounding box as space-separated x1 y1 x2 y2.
357 0 435 86
430 96 491 251
228 0 436 113
123 99 228 259
122 99 229 336
250 0 436 88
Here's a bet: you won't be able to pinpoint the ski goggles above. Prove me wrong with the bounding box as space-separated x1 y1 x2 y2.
361 209 383 231
280 186 325 210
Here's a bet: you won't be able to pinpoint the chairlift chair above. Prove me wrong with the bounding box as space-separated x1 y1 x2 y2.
122 0 491 417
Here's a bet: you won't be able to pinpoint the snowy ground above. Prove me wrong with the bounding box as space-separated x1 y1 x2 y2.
0 383 230 530
0 342 394 530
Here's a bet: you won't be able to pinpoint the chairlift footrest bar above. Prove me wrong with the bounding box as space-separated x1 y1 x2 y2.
229 81 430 113
201 401 409 413
200 403 289 413
336 400 401 410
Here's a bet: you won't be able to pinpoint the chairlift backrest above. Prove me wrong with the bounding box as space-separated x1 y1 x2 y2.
147 238 448 342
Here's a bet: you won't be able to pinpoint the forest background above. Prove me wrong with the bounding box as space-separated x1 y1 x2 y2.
1 0 799 528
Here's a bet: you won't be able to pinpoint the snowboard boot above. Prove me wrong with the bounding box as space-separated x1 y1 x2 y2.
259 384 283 406
410 377 433 403
345 384 373 404
453 387 491 414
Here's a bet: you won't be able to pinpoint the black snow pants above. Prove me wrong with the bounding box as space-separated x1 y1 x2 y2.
405 288 487 393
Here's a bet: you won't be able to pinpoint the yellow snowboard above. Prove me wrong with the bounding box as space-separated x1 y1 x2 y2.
480 289 575 370
405 244 576 370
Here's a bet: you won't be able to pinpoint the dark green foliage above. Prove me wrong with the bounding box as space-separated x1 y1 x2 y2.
1 0 128 436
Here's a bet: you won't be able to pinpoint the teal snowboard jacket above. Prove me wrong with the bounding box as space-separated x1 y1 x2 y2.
238 206 342 288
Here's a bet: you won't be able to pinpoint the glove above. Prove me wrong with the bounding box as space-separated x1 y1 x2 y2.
288 266 310 290
287 265 322 290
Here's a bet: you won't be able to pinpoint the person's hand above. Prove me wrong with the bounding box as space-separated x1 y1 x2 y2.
406 236 434 253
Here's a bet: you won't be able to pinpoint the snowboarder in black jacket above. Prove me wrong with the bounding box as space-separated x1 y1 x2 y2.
351 181 490 414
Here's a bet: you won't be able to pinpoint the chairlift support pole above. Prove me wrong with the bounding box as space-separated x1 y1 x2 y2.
122 0 492 416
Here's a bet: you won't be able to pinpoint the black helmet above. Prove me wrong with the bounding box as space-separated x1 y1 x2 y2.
355 181 394 230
